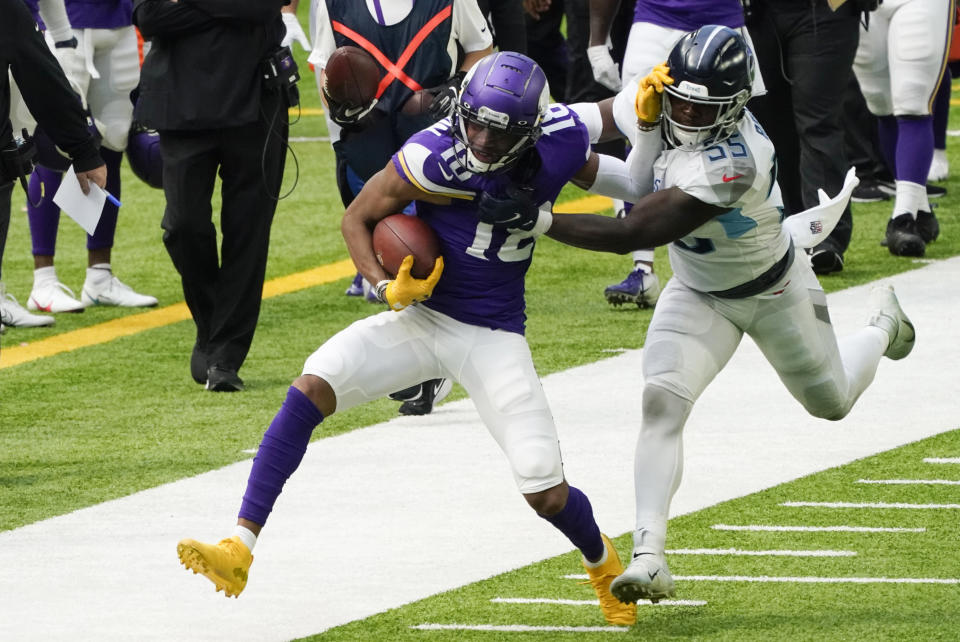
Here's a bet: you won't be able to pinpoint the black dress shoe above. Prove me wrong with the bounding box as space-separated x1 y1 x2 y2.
191 342 208 384
206 365 244 392
809 239 844 275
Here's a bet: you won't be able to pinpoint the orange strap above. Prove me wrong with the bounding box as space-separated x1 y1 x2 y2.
332 4 453 99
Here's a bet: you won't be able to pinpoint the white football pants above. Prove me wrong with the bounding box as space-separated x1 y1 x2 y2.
633 256 889 544
302 304 565 493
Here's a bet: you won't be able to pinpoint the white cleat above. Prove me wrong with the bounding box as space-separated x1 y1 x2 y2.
868 284 915 360
928 149 948 183
610 548 676 605
1 290 55 327
28 280 85 313
82 274 158 308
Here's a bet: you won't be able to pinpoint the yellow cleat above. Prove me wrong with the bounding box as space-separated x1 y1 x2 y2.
177 535 253 598
582 534 637 626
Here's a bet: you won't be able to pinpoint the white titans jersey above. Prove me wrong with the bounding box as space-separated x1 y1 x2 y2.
657 110 791 293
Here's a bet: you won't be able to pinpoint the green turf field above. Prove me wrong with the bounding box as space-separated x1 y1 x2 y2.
0 32 957 638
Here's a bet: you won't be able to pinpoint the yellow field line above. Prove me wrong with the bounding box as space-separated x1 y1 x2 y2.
0 197 613 370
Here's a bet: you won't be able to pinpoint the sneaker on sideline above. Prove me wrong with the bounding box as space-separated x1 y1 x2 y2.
809 239 844 275
28 280 85 313
850 178 891 203
177 535 253 598
81 274 158 308
916 210 940 244
396 378 451 416
604 268 660 308
884 214 926 257
869 284 915 360
0 286 54 327
610 547 676 605
582 534 637 625
345 272 364 296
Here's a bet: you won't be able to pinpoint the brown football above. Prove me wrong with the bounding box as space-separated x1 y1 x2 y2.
323 46 380 106
401 89 435 116
372 214 442 280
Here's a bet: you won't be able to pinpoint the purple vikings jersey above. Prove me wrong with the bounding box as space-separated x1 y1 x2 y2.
392 103 591 334
65 0 133 29
634 0 744 31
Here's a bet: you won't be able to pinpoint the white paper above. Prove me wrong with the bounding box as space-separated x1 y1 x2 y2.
52 164 106 235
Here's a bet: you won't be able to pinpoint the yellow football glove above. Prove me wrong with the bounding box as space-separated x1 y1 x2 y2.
380 255 444 311
634 62 673 125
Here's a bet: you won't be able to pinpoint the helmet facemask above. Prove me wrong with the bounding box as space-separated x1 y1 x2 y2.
662 82 750 151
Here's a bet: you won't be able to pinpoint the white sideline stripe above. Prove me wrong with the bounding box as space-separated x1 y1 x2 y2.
666 547 856 557
857 479 960 485
2 257 959 641
924 457 960 464
413 623 629 633
782 501 960 509
674 575 960 585
491 597 706 607
712 524 925 533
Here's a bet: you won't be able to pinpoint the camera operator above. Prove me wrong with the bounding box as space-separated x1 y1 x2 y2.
133 0 295 392
1 0 106 330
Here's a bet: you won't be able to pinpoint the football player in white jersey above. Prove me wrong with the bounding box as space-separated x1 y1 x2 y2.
853 0 954 257
491 25 917 604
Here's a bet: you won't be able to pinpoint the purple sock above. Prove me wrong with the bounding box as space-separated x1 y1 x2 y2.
932 70 950 151
876 115 898 176
540 486 605 562
238 387 324 526
27 166 63 256
89 148 122 250
895 116 934 185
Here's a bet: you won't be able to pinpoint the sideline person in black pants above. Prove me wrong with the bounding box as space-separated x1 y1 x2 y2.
747 0 868 275
133 0 293 391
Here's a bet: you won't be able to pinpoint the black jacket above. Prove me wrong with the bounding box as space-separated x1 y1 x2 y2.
133 0 287 130
0 0 102 171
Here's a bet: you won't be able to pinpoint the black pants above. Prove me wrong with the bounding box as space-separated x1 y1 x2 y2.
476 0 527 53
0 181 11 280
158 90 288 373
747 1 860 253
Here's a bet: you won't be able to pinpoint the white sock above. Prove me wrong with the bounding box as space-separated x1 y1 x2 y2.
232 524 258 552
632 523 667 554
891 180 925 219
582 541 609 568
33 265 58 287
85 263 112 286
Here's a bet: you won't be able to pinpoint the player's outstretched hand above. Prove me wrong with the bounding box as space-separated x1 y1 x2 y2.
381 255 444 311
427 71 467 120
634 62 673 125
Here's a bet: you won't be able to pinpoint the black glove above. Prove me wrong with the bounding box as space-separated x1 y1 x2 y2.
477 185 539 232
427 70 466 120
322 87 377 130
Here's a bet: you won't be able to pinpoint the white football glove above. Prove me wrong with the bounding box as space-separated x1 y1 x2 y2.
281 12 312 52
587 45 622 92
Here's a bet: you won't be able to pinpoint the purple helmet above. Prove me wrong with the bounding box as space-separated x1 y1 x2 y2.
127 122 163 189
452 52 549 173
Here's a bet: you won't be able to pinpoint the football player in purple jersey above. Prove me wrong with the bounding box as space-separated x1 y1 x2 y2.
175 51 650 626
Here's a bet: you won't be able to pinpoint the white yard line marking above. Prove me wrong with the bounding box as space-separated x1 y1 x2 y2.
924 457 960 464
712 524 925 533
782 501 960 509
412 623 629 633
666 547 856 557
857 479 960 485
673 575 960 585
491 597 706 607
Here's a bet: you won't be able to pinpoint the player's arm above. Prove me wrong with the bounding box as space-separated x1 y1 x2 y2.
341 163 446 309
569 98 621 143
546 187 728 254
